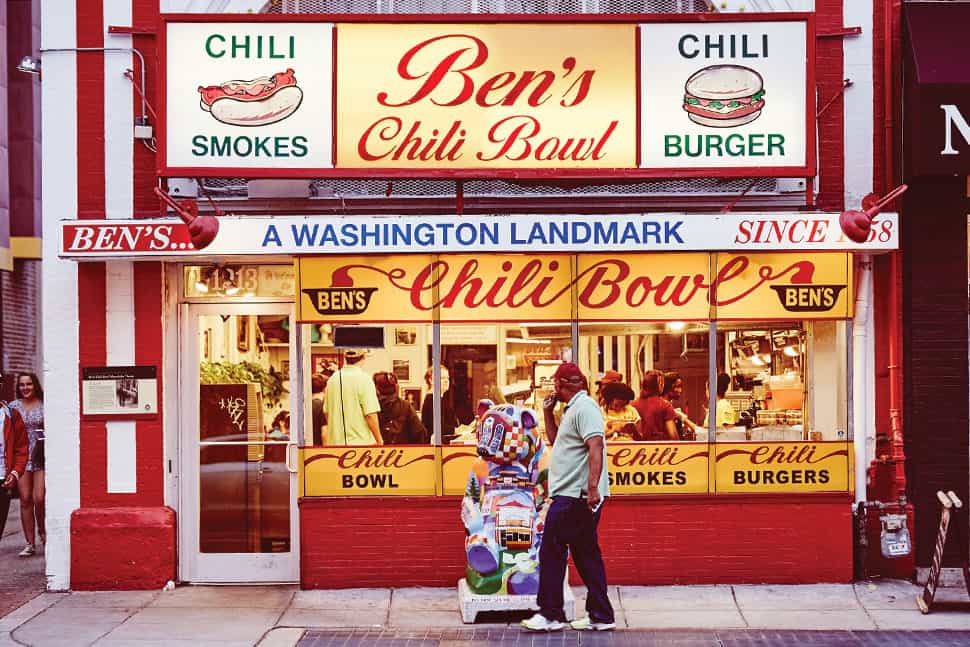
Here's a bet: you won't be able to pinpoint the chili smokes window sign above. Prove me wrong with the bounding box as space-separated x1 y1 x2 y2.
160 15 812 178
163 22 333 170
296 252 853 324
640 19 810 172
607 442 709 495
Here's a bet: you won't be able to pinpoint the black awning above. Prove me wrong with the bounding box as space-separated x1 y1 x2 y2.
904 1 970 176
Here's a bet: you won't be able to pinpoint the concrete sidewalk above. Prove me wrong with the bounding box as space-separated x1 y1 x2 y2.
0 579 969 646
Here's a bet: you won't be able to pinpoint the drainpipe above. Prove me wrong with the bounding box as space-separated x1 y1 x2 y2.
853 255 872 504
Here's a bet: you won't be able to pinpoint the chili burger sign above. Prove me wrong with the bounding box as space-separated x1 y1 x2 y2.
159 13 813 178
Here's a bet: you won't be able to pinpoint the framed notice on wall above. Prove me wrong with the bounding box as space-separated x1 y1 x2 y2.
81 366 159 419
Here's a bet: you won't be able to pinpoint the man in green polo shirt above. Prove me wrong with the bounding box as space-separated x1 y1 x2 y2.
324 349 383 446
522 362 615 632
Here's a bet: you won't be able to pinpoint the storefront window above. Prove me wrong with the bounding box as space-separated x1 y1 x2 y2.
578 322 710 443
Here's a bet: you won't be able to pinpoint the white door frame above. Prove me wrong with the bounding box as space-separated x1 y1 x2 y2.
179 302 299 583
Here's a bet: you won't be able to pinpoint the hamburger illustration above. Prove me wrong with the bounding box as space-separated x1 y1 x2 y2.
682 64 765 128
198 68 303 127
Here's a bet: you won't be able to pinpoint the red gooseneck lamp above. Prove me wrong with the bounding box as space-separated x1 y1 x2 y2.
154 187 220 250
838 184 908 243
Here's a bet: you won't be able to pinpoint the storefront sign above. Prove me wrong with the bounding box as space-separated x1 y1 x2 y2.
714 441 850 493
640 20 810 172
441 446 479 495
297 252 853 323
903 2 970 175
60 213 899 258
302 446 436 496
81 365 158 418
712 252 851 319
183 264 295 299
160 15 811 178
607 442 709 494
336 23 636 170
163 22 334 171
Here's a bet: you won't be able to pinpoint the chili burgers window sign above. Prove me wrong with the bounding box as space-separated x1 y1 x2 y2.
163 21 334 171
639 16 812 174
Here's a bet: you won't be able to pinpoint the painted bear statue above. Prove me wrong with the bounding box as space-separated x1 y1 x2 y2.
460 402 549 595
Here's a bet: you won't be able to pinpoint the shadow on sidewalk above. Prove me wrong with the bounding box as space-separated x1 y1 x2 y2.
0 500 46 617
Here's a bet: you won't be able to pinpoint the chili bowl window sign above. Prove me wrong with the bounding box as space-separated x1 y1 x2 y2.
640 18 810 173
163 21 333 171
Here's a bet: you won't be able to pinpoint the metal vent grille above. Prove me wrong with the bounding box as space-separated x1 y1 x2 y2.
264 0 713 13
199 176 780 198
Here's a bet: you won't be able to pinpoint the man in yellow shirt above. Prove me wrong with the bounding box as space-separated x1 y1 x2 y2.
324 349 383 446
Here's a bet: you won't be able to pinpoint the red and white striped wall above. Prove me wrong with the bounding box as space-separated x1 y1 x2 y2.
43 0 170 591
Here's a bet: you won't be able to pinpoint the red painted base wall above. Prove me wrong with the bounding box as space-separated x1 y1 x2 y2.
300 494 853 588
71 507 176 590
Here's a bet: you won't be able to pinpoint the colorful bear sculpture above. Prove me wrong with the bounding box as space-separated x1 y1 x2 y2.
460 401 549 595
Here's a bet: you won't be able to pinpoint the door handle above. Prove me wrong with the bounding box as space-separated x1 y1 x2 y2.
285 442 298 474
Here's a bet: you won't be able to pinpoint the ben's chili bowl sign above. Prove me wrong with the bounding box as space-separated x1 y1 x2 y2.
336 23 637 169
296 252 853 323
714 442 850 494
608 442 709 494
303 446 436 496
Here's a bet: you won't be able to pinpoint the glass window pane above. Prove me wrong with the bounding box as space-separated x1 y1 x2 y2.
577 322 709 443
198 313 290 553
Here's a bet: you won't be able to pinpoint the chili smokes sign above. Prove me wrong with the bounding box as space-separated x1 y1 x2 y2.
160 14 813 178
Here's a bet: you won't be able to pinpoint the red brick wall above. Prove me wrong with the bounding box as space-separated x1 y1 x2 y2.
300 494 853 588
0 259 40 384
815 0 846 211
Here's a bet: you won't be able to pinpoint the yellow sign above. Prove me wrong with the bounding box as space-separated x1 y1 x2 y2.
713 252 853 320
576 253 711 321
607 442 710 494
297 255 434 323
336 23 638 169
298 254 572 323
441 446 480 495
298 252 853 323
714 441 850 494
303 446 437 496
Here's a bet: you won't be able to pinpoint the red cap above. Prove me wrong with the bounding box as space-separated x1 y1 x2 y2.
553 362 585 382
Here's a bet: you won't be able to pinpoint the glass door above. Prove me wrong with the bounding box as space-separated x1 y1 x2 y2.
180 303 299 583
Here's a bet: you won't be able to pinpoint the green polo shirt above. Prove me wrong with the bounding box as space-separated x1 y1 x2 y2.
324 365 380 445
549 390 610 499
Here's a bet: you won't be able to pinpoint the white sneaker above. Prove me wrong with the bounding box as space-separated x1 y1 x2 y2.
18 544 35 557
520 612 566 632
570 616 616 631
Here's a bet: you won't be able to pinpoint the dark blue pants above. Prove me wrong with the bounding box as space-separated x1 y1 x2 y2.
537 496 614 623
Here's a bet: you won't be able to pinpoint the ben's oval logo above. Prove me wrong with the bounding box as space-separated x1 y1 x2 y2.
303 288 378 315
770 285 846 312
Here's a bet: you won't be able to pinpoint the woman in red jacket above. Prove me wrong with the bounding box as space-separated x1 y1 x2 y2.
0 370 29 543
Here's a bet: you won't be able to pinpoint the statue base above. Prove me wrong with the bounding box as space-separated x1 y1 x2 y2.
457 577 575 624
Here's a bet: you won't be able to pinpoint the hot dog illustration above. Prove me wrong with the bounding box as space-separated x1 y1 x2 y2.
197 68 303 127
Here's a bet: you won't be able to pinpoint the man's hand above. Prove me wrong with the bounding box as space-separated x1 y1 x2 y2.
542 393 558 411
586 487 602 512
